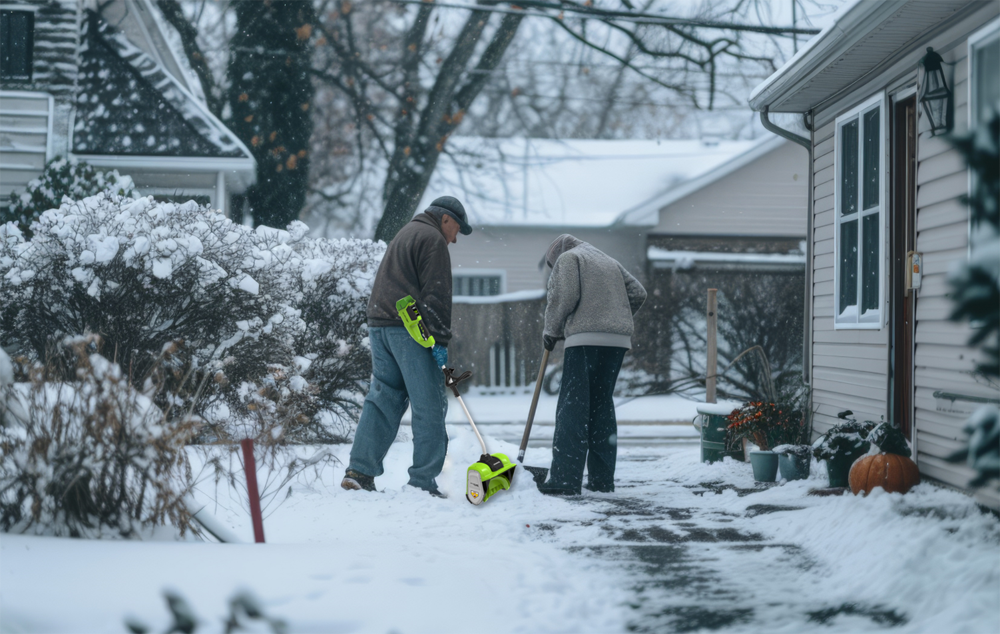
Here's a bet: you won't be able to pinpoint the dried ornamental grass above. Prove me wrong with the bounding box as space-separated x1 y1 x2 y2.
0 337 196 538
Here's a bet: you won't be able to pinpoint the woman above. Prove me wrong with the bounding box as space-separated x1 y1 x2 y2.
539 234 646 495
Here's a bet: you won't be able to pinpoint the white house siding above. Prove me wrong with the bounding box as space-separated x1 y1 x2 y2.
0 93 52 199
912 30 997 502
450 226 648 293
807 3 999 499
652 141 808 237
0 0 79 198
809 114 892 438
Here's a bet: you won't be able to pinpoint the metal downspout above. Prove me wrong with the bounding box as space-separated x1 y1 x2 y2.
760 106 813 387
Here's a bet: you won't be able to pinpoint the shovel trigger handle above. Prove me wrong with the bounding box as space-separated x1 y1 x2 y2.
442 367 472 397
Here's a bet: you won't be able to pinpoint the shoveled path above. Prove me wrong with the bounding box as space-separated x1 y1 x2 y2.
528 449 987 633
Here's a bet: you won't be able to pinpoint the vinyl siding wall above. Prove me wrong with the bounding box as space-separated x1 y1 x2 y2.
809 116 891 437
653 141 808 237
0 0 79 199
808 3 999 503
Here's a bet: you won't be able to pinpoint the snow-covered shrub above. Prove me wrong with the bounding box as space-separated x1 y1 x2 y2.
3 157 136 238
0 336 195 538
1 192 386 442
812 411 875 462
0 193 306 419
946 110 999 490
290 237 384 434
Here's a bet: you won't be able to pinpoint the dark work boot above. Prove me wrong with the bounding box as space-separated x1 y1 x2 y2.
341 469 376 492
537 479 580 496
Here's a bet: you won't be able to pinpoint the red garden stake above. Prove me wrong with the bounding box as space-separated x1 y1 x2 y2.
240 438 265 543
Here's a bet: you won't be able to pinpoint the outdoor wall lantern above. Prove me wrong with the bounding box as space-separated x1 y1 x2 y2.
918 47 952 136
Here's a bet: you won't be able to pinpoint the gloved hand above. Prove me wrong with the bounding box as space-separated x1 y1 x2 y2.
543 334 561 351
432 345 448 368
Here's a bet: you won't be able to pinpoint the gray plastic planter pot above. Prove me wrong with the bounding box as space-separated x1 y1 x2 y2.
778 453 811 481
749 450 779 482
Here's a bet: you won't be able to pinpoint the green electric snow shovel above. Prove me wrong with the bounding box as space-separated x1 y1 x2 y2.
443 367 516 505
397 295 515 505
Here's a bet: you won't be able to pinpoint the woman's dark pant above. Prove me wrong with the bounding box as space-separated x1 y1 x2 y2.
547 345 627 493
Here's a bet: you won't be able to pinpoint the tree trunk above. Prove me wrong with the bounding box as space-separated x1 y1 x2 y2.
374 11 524 242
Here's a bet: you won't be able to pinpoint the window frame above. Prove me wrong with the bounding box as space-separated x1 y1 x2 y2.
0 8 35 82
833 92 887 330
452 268 506 297
967 19 999 259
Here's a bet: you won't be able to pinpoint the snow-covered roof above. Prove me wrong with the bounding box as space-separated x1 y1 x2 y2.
647 247 805 270
748 0 977 113
72 11 251 159
613 136 786 226
419 138 757 228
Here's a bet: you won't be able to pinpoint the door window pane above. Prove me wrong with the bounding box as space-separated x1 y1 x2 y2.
840 120 859 215
862 108 880 210
862 213 880 312
839 219 858 313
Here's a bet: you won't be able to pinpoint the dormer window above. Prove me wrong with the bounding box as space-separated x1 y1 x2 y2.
1 10 34 81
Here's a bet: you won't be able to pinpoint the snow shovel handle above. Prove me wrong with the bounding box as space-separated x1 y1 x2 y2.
518 348 550 463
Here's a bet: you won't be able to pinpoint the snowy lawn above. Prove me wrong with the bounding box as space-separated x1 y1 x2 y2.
2 425 998 633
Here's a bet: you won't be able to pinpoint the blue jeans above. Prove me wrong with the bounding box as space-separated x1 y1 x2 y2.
348 327 448 490
547 346 626 493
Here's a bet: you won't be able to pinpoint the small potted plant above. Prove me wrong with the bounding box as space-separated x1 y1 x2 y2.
773 444 812 481
727 401 802 482
812 410 875 488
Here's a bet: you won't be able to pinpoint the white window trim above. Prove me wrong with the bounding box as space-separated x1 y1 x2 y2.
967 18 1000 258
833 92 886 330
452 268 507 296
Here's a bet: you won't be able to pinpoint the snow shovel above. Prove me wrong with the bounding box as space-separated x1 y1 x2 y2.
517 348 551 485
443 367 516 505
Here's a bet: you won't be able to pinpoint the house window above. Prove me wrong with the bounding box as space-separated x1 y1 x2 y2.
0 10 34 81
834 94 885 329
968 20 999 263
453 271 504 296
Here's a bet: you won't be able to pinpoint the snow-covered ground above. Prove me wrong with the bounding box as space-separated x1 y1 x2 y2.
3 406 998 634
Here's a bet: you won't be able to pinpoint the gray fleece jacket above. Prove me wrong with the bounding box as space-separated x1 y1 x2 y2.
543 235 647 349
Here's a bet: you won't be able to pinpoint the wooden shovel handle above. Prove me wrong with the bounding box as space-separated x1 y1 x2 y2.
518 348 550 462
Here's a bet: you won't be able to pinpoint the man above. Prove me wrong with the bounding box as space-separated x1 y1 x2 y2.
538 234 646 495
341 196 472 496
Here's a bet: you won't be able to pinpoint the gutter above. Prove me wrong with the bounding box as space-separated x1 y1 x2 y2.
760 107 813 386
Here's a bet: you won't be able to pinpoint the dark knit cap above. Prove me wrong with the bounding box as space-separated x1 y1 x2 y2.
427 196 472 235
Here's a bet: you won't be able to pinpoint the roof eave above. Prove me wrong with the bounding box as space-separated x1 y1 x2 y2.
748 0 903 113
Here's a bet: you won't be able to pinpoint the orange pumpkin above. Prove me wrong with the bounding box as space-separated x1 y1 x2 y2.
849 453 921 495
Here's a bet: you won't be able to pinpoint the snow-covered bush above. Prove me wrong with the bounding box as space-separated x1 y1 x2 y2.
291 237 384 436
3 157 136 238
0 193 305 418
0 337 195 538
946 110 999 490
1 193 385 442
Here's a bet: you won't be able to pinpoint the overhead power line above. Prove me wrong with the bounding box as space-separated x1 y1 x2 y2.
383 0 822 37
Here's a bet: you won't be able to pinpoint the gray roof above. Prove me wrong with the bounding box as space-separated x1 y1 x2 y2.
749 0 985 113
72 10 250 159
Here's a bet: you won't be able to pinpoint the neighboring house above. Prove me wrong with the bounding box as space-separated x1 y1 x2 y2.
624 137 809 395
749 0 999 505
422 137 803 391
1 0 254 212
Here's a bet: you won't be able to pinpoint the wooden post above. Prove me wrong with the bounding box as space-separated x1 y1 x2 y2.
240 438 265 543
706 289 718 404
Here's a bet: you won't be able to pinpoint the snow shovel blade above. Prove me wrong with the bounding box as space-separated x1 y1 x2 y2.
523 465 549 485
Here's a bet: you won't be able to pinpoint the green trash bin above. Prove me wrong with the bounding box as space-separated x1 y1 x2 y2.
696 404 741 464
